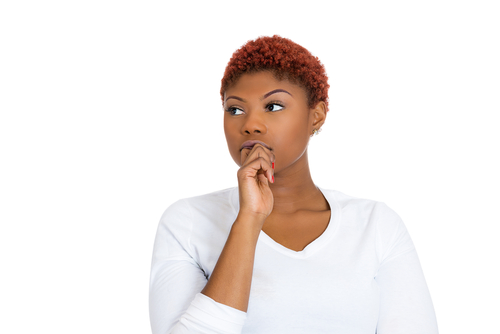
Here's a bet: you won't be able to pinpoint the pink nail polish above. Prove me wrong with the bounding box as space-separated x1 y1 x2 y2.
272 175 274 183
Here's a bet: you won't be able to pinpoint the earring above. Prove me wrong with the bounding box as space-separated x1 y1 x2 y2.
311 128 322 137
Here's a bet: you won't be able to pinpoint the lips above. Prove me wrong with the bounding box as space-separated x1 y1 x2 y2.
240 140 272 151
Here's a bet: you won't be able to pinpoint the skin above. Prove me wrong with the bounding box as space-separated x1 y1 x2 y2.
201 70 330 312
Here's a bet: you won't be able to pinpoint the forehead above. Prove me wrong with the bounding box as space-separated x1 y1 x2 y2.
224 71 308 101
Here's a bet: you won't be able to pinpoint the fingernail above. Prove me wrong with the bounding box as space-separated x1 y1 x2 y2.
272 162 275 169
272 175 274 183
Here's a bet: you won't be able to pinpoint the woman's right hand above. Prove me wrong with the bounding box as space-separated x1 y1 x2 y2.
237 143 275 224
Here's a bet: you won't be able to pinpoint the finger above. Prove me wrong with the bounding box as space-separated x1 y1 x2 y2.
241 146 274 183
241 144 275 167
240 144 275 183
239 156 274 184
257 173 269 185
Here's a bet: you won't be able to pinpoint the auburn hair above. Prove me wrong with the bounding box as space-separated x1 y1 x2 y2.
220 35 329 111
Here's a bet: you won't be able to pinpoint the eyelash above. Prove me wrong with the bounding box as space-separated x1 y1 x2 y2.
225 102 285 115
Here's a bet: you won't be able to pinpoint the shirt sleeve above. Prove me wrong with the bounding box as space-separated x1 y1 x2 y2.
149 199 247 334
374 203 439 334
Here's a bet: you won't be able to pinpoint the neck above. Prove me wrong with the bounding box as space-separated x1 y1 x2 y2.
268 150 323 213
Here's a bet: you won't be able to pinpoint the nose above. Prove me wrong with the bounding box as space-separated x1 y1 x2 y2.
241 111 267 135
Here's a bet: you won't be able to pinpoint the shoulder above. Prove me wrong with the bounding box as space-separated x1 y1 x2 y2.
320 187 399 222
161 187 237 218
154 187 238 255
156 188 239 271
319 187 411 262
319 187 404 234
322 188 379 210
158 187 238 239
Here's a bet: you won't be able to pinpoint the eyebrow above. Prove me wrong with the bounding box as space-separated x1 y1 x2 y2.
263 89 292 99
225 89 293 103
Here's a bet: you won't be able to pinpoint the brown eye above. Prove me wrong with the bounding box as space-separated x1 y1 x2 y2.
226 107 244 115
266 103 284 112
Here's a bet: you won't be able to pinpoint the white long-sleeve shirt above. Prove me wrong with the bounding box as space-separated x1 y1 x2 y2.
149 187 438 333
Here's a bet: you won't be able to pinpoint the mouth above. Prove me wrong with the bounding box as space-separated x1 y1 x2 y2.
240 140 272 151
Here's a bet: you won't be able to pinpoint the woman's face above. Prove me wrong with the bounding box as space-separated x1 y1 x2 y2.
223 71 325 174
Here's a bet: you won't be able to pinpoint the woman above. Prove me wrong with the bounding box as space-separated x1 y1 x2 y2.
150 35 438 334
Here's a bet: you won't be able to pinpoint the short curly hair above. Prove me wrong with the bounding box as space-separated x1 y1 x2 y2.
220 35 329 111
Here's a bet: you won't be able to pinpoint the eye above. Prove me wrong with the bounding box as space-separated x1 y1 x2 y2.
226 107 244 116
266 103 284 112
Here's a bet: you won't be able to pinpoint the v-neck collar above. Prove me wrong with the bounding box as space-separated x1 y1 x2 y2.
229 186 341 259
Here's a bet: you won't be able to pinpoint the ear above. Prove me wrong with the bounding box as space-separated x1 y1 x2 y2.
309 101 327 131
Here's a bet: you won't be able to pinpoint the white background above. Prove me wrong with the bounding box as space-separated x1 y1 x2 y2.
1 1 499 333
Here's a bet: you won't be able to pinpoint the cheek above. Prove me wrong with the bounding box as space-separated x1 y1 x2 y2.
273 119 310 163
224 123 242 165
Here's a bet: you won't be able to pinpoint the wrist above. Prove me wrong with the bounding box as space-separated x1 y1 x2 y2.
233 212 266 234
236 211 267 223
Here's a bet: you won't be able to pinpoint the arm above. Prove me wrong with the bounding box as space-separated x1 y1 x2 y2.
150 144 274 333
201 214 263 312
201 143 274 312
149 200 249 334
374 203 439 334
